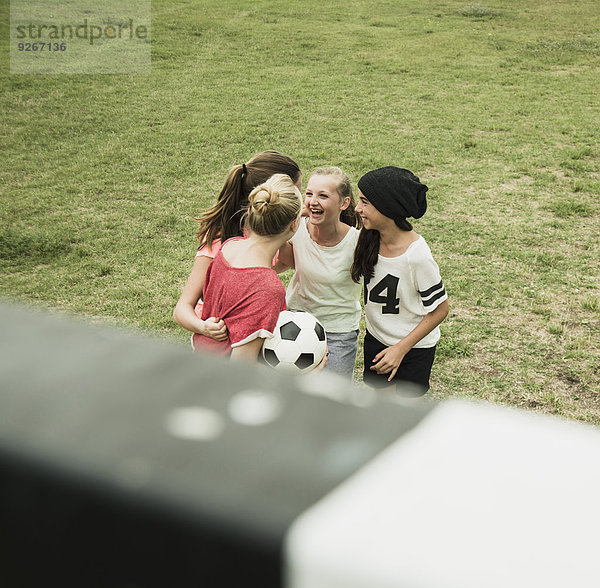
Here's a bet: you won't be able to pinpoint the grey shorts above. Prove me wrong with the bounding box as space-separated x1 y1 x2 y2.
324 329 359 380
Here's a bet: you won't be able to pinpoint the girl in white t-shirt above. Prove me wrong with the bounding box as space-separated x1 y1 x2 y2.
351 166 449 396
276 167 362 379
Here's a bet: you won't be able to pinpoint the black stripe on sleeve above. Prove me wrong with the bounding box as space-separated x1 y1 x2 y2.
422 288 446 307
419 280 444 299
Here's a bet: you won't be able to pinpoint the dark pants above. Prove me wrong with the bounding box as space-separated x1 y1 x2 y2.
363 330 436 397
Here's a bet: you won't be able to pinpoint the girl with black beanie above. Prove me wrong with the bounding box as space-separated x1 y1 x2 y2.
351 166 449 397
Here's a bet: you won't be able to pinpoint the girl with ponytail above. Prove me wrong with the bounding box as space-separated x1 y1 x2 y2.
191 174 306 361
173 152 301 344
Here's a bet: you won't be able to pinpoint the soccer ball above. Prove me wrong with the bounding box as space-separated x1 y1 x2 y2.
262 310 327 374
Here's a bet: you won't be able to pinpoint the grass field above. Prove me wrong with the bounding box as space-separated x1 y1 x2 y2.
1 1 599 423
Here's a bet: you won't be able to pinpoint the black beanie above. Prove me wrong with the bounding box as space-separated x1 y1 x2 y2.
357 166 428 220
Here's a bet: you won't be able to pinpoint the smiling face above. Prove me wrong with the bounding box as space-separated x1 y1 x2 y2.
355 190 390 231
304 174 350 226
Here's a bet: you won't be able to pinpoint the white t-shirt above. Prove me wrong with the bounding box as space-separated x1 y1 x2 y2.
365 236 447 348
286 218 362 332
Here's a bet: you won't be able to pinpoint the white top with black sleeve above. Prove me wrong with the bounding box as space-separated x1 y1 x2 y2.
364 236 447 348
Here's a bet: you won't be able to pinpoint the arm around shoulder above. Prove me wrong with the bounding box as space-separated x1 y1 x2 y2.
272 240 295 273
173 255 227 341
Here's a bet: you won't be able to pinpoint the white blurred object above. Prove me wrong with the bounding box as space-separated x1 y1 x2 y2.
286 400 600 588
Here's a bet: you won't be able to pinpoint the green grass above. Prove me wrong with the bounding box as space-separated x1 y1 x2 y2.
1 0 599 423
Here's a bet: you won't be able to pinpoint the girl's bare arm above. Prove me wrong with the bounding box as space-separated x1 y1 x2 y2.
371 300 449 381
173 256 227 340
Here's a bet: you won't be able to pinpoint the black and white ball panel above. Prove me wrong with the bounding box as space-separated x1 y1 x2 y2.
262 310 327 374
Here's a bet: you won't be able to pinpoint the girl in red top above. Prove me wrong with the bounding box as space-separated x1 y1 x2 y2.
193 174 303 361
173 151 302 344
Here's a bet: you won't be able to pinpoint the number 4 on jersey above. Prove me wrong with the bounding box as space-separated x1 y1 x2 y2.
366 274 400 314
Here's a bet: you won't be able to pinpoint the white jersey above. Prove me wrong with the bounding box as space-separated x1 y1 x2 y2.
365 236 447 348
286 218 362 332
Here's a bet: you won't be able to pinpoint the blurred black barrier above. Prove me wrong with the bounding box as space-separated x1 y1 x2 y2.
0 303 431 587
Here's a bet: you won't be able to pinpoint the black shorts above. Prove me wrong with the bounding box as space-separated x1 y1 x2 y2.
363 330 436 396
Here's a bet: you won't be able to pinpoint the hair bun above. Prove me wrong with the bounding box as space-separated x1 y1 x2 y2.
245 174 300 237
250 186 280 216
